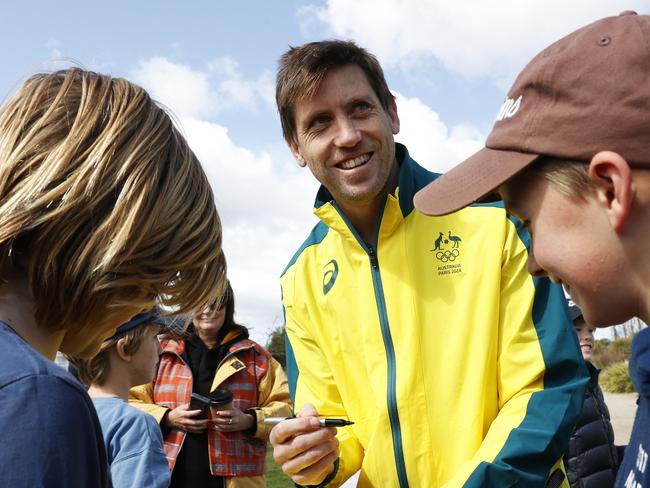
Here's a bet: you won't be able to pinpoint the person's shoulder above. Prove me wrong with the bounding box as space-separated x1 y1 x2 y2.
632 327 650 350
631 328 650 371
630 328 650 395
0 375 107 486
117 403 165 451
96 398 163 442
240 339 273 360
0 323 86 395
119 401 161 433
3 370 94 423
281 220 330 277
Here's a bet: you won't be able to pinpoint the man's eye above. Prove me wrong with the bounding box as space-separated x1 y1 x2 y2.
309 115 330 130
353 102 371 113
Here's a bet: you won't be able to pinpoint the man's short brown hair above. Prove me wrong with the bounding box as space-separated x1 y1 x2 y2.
276 40 394 144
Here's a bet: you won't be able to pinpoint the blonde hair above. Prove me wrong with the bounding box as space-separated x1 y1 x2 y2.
72 323 158 386
517 156 594 198
0 68 226 341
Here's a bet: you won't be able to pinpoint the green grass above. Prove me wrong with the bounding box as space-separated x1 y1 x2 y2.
266 444 294 487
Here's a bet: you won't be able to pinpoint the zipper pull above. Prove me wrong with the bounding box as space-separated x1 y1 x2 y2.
368 246 379 269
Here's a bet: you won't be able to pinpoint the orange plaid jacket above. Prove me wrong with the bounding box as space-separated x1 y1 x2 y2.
129 332 291 478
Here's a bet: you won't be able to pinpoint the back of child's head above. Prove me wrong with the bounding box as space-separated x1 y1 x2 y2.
0 68 227 356
73 322 159 387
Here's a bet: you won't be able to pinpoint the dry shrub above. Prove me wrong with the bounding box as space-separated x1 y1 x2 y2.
592 338 632 370
600 361 635 394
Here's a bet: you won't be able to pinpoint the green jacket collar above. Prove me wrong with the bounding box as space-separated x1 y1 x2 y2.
312 144 439 237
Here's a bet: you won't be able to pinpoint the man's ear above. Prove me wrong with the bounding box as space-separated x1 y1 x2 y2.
115 338 132 362
287 137 308 168
588 151 633 232
388 96 400 135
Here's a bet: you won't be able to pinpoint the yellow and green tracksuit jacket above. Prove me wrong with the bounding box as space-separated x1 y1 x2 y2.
280 144 588 487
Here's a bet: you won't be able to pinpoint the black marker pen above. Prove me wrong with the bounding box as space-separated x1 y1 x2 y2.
264 417 354 427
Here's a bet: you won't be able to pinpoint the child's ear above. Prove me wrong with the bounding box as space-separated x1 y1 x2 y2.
588 151 633 232
115 338 132 362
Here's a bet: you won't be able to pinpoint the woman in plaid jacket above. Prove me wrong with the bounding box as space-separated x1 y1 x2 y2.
130 282 292 488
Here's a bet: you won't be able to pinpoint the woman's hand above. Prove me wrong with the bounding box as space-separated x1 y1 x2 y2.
211 408 256 433
163 403 209 433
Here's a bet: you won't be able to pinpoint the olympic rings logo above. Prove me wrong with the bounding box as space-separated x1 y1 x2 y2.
435 249 459 262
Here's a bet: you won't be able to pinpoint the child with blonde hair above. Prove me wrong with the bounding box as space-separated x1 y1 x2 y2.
0 68 226 487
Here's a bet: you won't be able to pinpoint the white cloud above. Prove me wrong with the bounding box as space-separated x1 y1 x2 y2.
45 38 63 59
394 92 484 173
132 57 320 344
130 58 483 344
207 57 276 111
132 56 274 119
176 116 319 344
300 0 650 85
133 57 219 119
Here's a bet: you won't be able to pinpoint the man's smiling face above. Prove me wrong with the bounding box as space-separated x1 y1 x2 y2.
289 64 400 211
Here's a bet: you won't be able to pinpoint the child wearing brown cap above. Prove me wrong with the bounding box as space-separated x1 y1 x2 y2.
414 11 650 487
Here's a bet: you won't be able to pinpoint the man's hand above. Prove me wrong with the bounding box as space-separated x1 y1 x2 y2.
270 404 340 486
163 403 209 433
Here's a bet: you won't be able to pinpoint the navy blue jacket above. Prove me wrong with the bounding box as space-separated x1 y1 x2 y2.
564 362 621 487
616 327 650 487
0 321 110 487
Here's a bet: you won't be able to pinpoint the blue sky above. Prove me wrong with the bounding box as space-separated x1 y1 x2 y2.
1 1 645 342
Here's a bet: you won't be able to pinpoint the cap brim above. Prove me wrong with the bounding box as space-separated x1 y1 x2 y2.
413 147 540 216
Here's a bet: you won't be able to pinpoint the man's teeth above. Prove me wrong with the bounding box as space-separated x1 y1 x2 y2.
340 154 370 169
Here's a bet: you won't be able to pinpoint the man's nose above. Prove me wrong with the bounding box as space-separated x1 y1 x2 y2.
334 118 361 147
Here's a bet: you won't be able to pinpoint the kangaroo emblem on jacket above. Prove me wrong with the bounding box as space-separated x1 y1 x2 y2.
431 230 463 275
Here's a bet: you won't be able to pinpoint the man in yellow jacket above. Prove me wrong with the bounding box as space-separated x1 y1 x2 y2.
269 40 588 487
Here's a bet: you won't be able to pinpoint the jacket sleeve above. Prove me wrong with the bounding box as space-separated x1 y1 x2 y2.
442 217 588 488
284 294 363 488
128 382 170 424
248 356 293 440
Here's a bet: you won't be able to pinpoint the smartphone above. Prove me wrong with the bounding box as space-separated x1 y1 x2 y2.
189 392 211 419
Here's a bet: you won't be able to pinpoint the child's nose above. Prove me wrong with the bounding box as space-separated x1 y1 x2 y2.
527 252 545 277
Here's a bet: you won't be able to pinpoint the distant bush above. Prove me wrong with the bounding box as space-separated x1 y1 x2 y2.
265 325 286 369
592 338 632 369
600 361 635 393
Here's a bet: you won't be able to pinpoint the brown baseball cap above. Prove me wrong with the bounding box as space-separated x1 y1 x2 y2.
414 11 650 216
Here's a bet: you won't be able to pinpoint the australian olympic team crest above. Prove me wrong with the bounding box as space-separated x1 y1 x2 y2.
431 230 463 276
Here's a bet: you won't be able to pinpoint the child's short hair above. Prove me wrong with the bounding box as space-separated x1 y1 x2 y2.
73 323 159 386
512 157 594 198
0 68 227 353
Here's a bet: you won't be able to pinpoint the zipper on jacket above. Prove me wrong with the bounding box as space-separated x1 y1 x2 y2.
332 201 409 488
367 244 409 488
368 246 379 269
